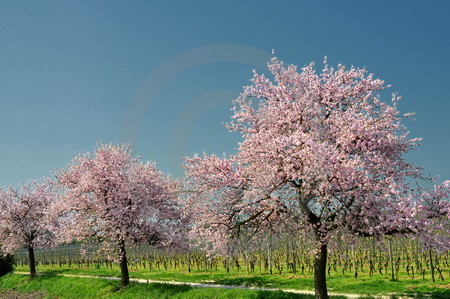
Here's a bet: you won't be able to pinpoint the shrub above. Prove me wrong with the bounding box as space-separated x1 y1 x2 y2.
0 250 14 277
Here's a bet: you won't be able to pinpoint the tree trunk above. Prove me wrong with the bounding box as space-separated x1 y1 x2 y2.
268 243 273 275
314 243 328 299
28 246 36 278
188 252 191 273
118 241 130 287
429 250 435 283
351 244 358 278
388 238 395 281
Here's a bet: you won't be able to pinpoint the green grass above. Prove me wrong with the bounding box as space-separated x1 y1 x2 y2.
0 273 339 299
12 264 450 298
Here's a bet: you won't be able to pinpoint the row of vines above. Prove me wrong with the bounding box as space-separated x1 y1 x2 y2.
15 236 450 283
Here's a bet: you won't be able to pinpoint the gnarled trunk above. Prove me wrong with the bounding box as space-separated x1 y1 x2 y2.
118 241 129 287
28 246 36 278
314 243 328 299
299 192 329 298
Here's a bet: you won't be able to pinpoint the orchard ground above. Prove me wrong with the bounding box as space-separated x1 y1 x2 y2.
0 273 314 299
3 263 449 298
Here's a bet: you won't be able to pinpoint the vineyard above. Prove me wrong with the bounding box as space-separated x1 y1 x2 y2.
14 236 450 287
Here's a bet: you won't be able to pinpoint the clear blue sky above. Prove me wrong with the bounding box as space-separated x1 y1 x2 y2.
1 1 449 187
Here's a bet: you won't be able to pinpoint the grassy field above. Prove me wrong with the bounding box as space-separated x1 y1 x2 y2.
10 264 450 298
0 273 347 299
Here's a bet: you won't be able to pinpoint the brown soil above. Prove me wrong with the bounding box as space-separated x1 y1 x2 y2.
0 290 48 299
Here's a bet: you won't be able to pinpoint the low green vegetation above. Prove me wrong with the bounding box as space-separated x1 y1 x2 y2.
12 264 450 298
0 273 341 299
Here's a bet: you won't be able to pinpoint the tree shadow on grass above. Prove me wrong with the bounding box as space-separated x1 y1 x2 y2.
215 276 280 287
238 290 349 299
147 282 193 293
38 271 61 278
399 289 450 299
251 290 315 299
115 282 193 298
137 283 315 299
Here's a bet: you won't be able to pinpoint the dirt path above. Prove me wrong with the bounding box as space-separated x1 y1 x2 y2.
14 272 393 298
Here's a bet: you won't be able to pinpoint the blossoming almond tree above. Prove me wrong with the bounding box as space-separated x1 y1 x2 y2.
184 57 450 298
56 143 185 286
0 179 58 278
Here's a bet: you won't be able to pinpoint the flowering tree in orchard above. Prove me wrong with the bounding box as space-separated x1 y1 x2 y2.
0 179 58 278
184 57 450 298
56 143 185 286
